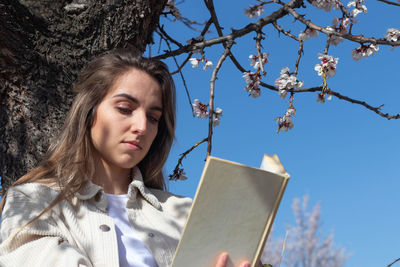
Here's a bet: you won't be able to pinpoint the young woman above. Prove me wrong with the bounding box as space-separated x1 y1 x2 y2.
0 49 250 267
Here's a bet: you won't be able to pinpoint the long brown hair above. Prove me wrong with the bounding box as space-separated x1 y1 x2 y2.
1 48 176 212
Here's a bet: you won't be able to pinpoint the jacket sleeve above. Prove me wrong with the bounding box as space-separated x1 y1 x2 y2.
0 185 93 267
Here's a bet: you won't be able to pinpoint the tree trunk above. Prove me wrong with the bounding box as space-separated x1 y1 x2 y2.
0 0 166 193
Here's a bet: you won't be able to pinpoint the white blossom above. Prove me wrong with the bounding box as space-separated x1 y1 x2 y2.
314 53 339 77
189 58 199 68
243 72 262 98
275 105 297 133
203 60 213 70
351 44 379 61
327 91 333 100
385 28 400 42
348 0 367 17
244 4 264 19
330 35 344 46
189 58 213 70
192 99 208 118
298 28 318 41
275 112 294 133
213 107 223 127
310 0 340 12
327 17 351 46
249 53 269 70
286 106 296 116
275 67 304 99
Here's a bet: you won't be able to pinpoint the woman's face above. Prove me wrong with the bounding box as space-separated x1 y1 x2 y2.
90 68 163 174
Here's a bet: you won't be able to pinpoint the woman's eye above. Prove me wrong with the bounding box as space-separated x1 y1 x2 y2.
148 115 160 124
117 107 132 115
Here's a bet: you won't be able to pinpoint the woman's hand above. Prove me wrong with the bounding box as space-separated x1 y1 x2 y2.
215 252 251 267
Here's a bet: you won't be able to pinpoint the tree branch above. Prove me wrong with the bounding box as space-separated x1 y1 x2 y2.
154 0 304 59
284 5 400 46
377 0 400 7
207 40 234 157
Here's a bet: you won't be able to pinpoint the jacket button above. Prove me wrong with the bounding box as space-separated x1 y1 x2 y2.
99 224 110 232
148 233 154 237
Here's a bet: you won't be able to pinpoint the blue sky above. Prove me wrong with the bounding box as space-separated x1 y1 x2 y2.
156 1 400 267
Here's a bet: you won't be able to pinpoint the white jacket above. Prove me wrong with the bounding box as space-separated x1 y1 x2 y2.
0 170 192 267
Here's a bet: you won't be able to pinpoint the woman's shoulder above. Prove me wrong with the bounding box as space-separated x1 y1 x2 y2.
149 188 192 204
148 188 192 215
3 183 60 217
6 182 59 201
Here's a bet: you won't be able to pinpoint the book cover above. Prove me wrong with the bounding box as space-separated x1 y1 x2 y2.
171 154 290 267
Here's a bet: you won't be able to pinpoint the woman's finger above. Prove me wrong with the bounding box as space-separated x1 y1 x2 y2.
215 252 229 267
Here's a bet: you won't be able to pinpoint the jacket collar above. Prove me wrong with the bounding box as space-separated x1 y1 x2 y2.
75 167 161 210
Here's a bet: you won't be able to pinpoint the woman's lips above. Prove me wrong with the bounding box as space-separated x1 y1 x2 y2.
122 141 142 150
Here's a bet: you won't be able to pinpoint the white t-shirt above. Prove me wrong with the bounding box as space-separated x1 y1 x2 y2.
106 193 158 267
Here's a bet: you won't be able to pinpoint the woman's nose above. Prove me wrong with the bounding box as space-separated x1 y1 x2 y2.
130 110 147 135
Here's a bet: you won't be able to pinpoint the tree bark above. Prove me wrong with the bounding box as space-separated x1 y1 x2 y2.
0 0 166 193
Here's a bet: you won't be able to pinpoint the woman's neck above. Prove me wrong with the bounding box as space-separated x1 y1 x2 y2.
92 159 132 195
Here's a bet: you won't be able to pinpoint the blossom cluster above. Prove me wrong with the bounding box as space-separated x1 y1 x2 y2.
189 58 213 70
314 53 339 78
192 99 208 118
244 4 264 19
249 53 269 71
326 17 351 46
169 167 187 181
298 28 318 41
243 72 262 98
385 28 400 42
275 106 296 133
351 44 379 61
310 0 340 12
347 0 367 17
274 67 304 99
192 99 223 127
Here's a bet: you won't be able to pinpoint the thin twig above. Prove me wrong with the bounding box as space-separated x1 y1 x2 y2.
388 257 400 267
287 87 400 119
293 40 303 75
255 30 267 76
169 137 208 181
207 40 234 157
377 0 400 6
324 35 331 54
170 52 192 75
272 21 300 41
157 25 183 48
164 40 194 114
204 0 247 76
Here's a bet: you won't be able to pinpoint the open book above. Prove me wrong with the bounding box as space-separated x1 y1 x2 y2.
171 154 290 267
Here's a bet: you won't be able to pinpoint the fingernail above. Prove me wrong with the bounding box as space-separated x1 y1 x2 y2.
242 262 251 267
221 253 229 263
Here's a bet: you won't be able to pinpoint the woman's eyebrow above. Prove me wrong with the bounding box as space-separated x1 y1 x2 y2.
112 93 163 112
